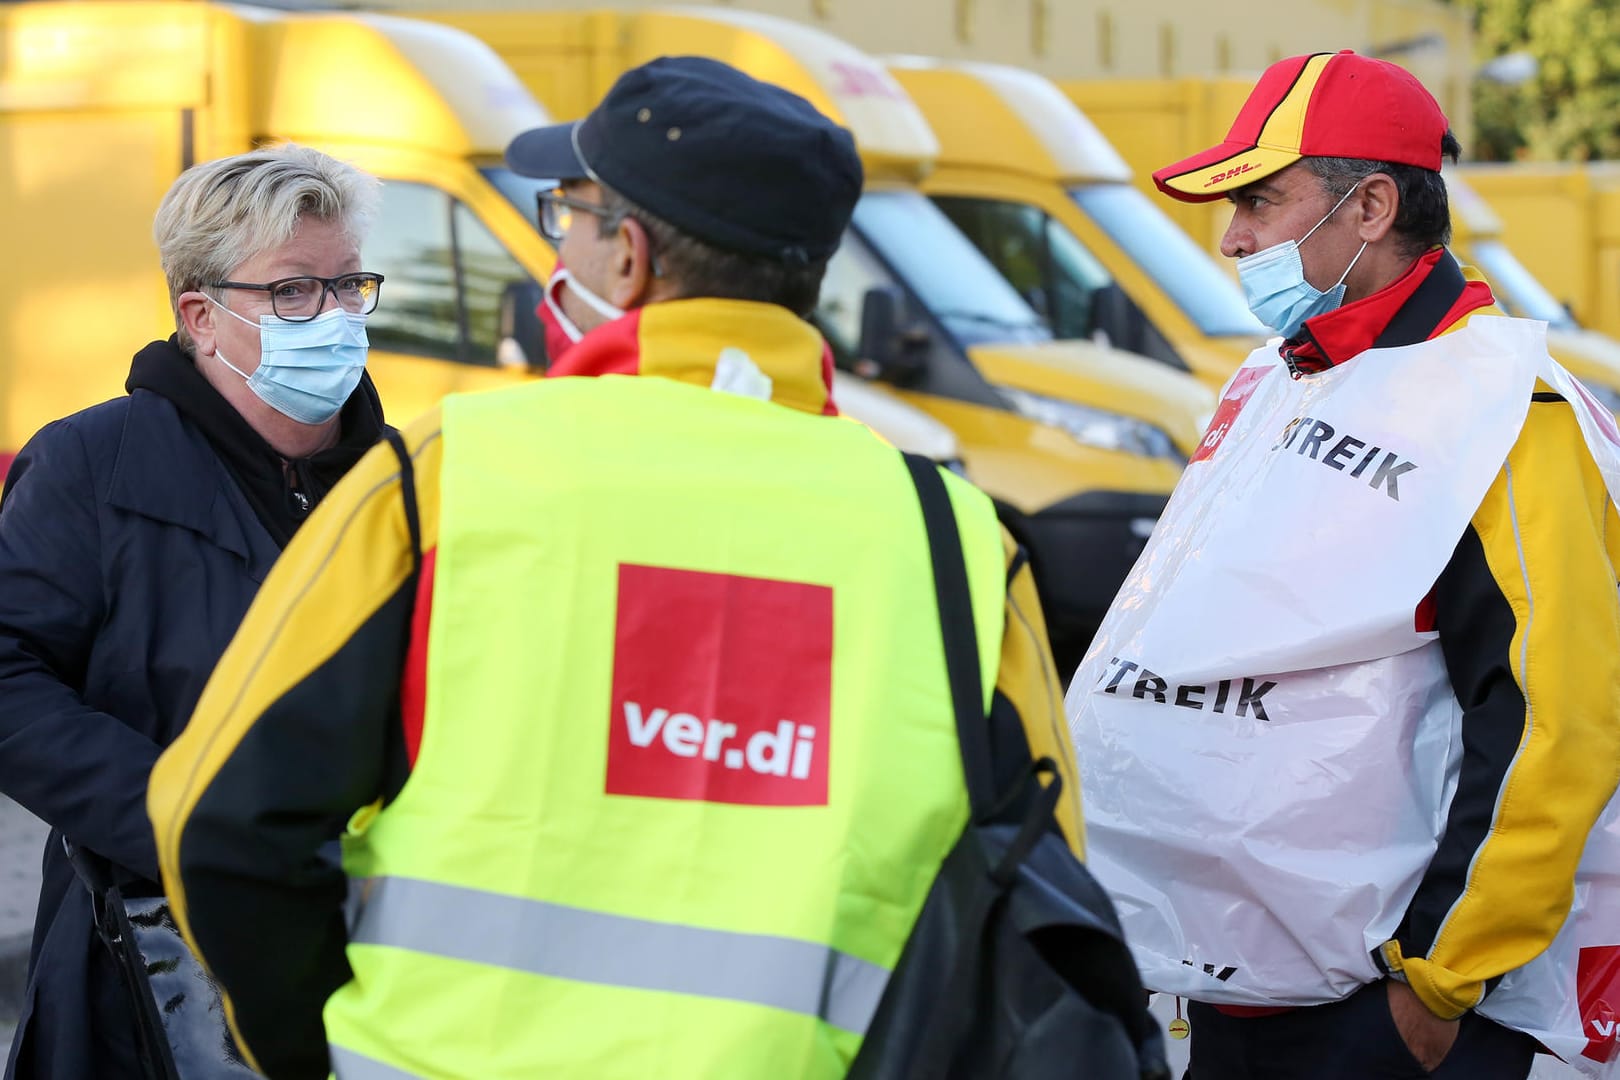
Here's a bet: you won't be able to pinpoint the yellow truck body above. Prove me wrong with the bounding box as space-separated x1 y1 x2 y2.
1060 76 1256 258
380 0 1477 126
1454 162 1620 345
1447 169 1620 413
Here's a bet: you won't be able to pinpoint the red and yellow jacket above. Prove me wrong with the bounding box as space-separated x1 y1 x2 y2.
1281 249 1620 1021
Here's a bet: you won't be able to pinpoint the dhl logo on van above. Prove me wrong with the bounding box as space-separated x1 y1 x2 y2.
605 563 832 807
827 60 908 102
1204 161 1260 187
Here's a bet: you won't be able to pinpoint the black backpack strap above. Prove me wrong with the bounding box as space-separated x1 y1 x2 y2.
382 429 422 579
903 452 1067 868
901 452 996 816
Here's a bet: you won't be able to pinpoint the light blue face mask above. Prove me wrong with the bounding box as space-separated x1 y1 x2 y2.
209 298 369 425
1235 183 1368 340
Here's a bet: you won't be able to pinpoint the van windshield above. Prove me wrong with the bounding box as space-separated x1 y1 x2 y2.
1464 240 1578 329
933 195 1115 341
1069 183 1265 338
854 191 1052 347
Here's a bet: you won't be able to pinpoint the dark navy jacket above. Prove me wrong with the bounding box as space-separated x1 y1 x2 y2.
0 383 324 1079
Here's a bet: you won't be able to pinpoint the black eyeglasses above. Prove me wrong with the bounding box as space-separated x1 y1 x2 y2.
536 189 625 242
210 273 385 322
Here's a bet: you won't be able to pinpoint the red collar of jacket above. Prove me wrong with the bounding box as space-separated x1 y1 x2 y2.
1282 248 1496 375
545 297 839 417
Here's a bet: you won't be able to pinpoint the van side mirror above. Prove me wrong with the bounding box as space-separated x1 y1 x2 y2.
496 279 546 372
1089 281 1186 369
855 285 929 384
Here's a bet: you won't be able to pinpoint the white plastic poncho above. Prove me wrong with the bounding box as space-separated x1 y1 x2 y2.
1067 316 1620 1074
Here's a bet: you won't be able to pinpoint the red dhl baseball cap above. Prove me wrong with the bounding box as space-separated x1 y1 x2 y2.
1153 50 1448 203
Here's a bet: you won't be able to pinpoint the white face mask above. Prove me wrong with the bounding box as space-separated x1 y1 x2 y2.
542 267 626 344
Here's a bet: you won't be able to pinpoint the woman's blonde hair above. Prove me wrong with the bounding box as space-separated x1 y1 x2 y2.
153 143 381 352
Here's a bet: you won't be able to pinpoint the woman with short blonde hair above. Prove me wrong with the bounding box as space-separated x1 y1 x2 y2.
0 143 390 1080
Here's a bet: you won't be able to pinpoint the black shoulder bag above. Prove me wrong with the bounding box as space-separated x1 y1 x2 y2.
846 453 1170 1080
65 840 259 1080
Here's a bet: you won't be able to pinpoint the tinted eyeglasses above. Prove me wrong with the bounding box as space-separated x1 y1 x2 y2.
536 189 625 243
209 273 385 322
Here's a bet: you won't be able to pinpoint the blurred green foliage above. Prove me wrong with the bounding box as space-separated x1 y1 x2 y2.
1451 0 1620 161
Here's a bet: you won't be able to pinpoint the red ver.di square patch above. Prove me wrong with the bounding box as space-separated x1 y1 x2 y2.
1580 943 1620 1063
1190 365 1273 464
605 563 833 807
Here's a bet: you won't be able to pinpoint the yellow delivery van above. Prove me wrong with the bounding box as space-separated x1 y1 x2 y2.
0 2 542 452
0 1 960 483
1065 74 1620 414
421 6 1217 672
889 58 1264 392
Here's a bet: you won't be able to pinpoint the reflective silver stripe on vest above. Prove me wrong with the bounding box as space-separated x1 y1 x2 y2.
330 1044 425 1079
349 876 892 1035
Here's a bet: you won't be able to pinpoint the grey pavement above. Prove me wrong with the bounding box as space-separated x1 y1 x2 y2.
1 794 47 1057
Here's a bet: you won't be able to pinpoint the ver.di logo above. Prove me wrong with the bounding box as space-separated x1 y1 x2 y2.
1191 365 1273 465
605 563 833 807
1580 944 1620 1064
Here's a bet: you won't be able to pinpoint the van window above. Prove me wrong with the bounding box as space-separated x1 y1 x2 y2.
933 196 1113 340
366 181 538 366
453 203 535 365
1070 183 1265 338
366 182 461 361
854 191 1050 348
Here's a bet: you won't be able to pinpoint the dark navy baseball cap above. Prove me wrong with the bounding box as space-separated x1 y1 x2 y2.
506 56 863 265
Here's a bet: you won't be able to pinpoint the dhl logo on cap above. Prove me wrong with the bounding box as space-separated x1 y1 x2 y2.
1152 51 1448 204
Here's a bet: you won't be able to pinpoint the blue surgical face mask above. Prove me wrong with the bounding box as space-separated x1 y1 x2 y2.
1236 183 1368 340
208 298 369 425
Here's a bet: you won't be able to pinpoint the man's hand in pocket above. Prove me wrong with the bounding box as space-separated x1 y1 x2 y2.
1387 978 1461 1071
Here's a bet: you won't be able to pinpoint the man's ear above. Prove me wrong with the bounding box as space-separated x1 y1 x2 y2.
1356 174 1400 245
177 291 217 355
605 216 656 310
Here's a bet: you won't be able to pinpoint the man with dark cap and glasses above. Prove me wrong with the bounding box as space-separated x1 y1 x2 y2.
148 56 1087 1080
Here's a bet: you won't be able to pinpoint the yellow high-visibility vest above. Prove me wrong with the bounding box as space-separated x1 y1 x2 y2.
325 374 1006 1079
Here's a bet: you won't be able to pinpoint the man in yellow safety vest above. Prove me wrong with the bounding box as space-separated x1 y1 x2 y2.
146 57 1128 1080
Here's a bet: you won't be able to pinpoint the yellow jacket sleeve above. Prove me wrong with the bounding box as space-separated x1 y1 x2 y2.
148 409 443 1080
996 531 1087 858
1381 388 1620 1018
